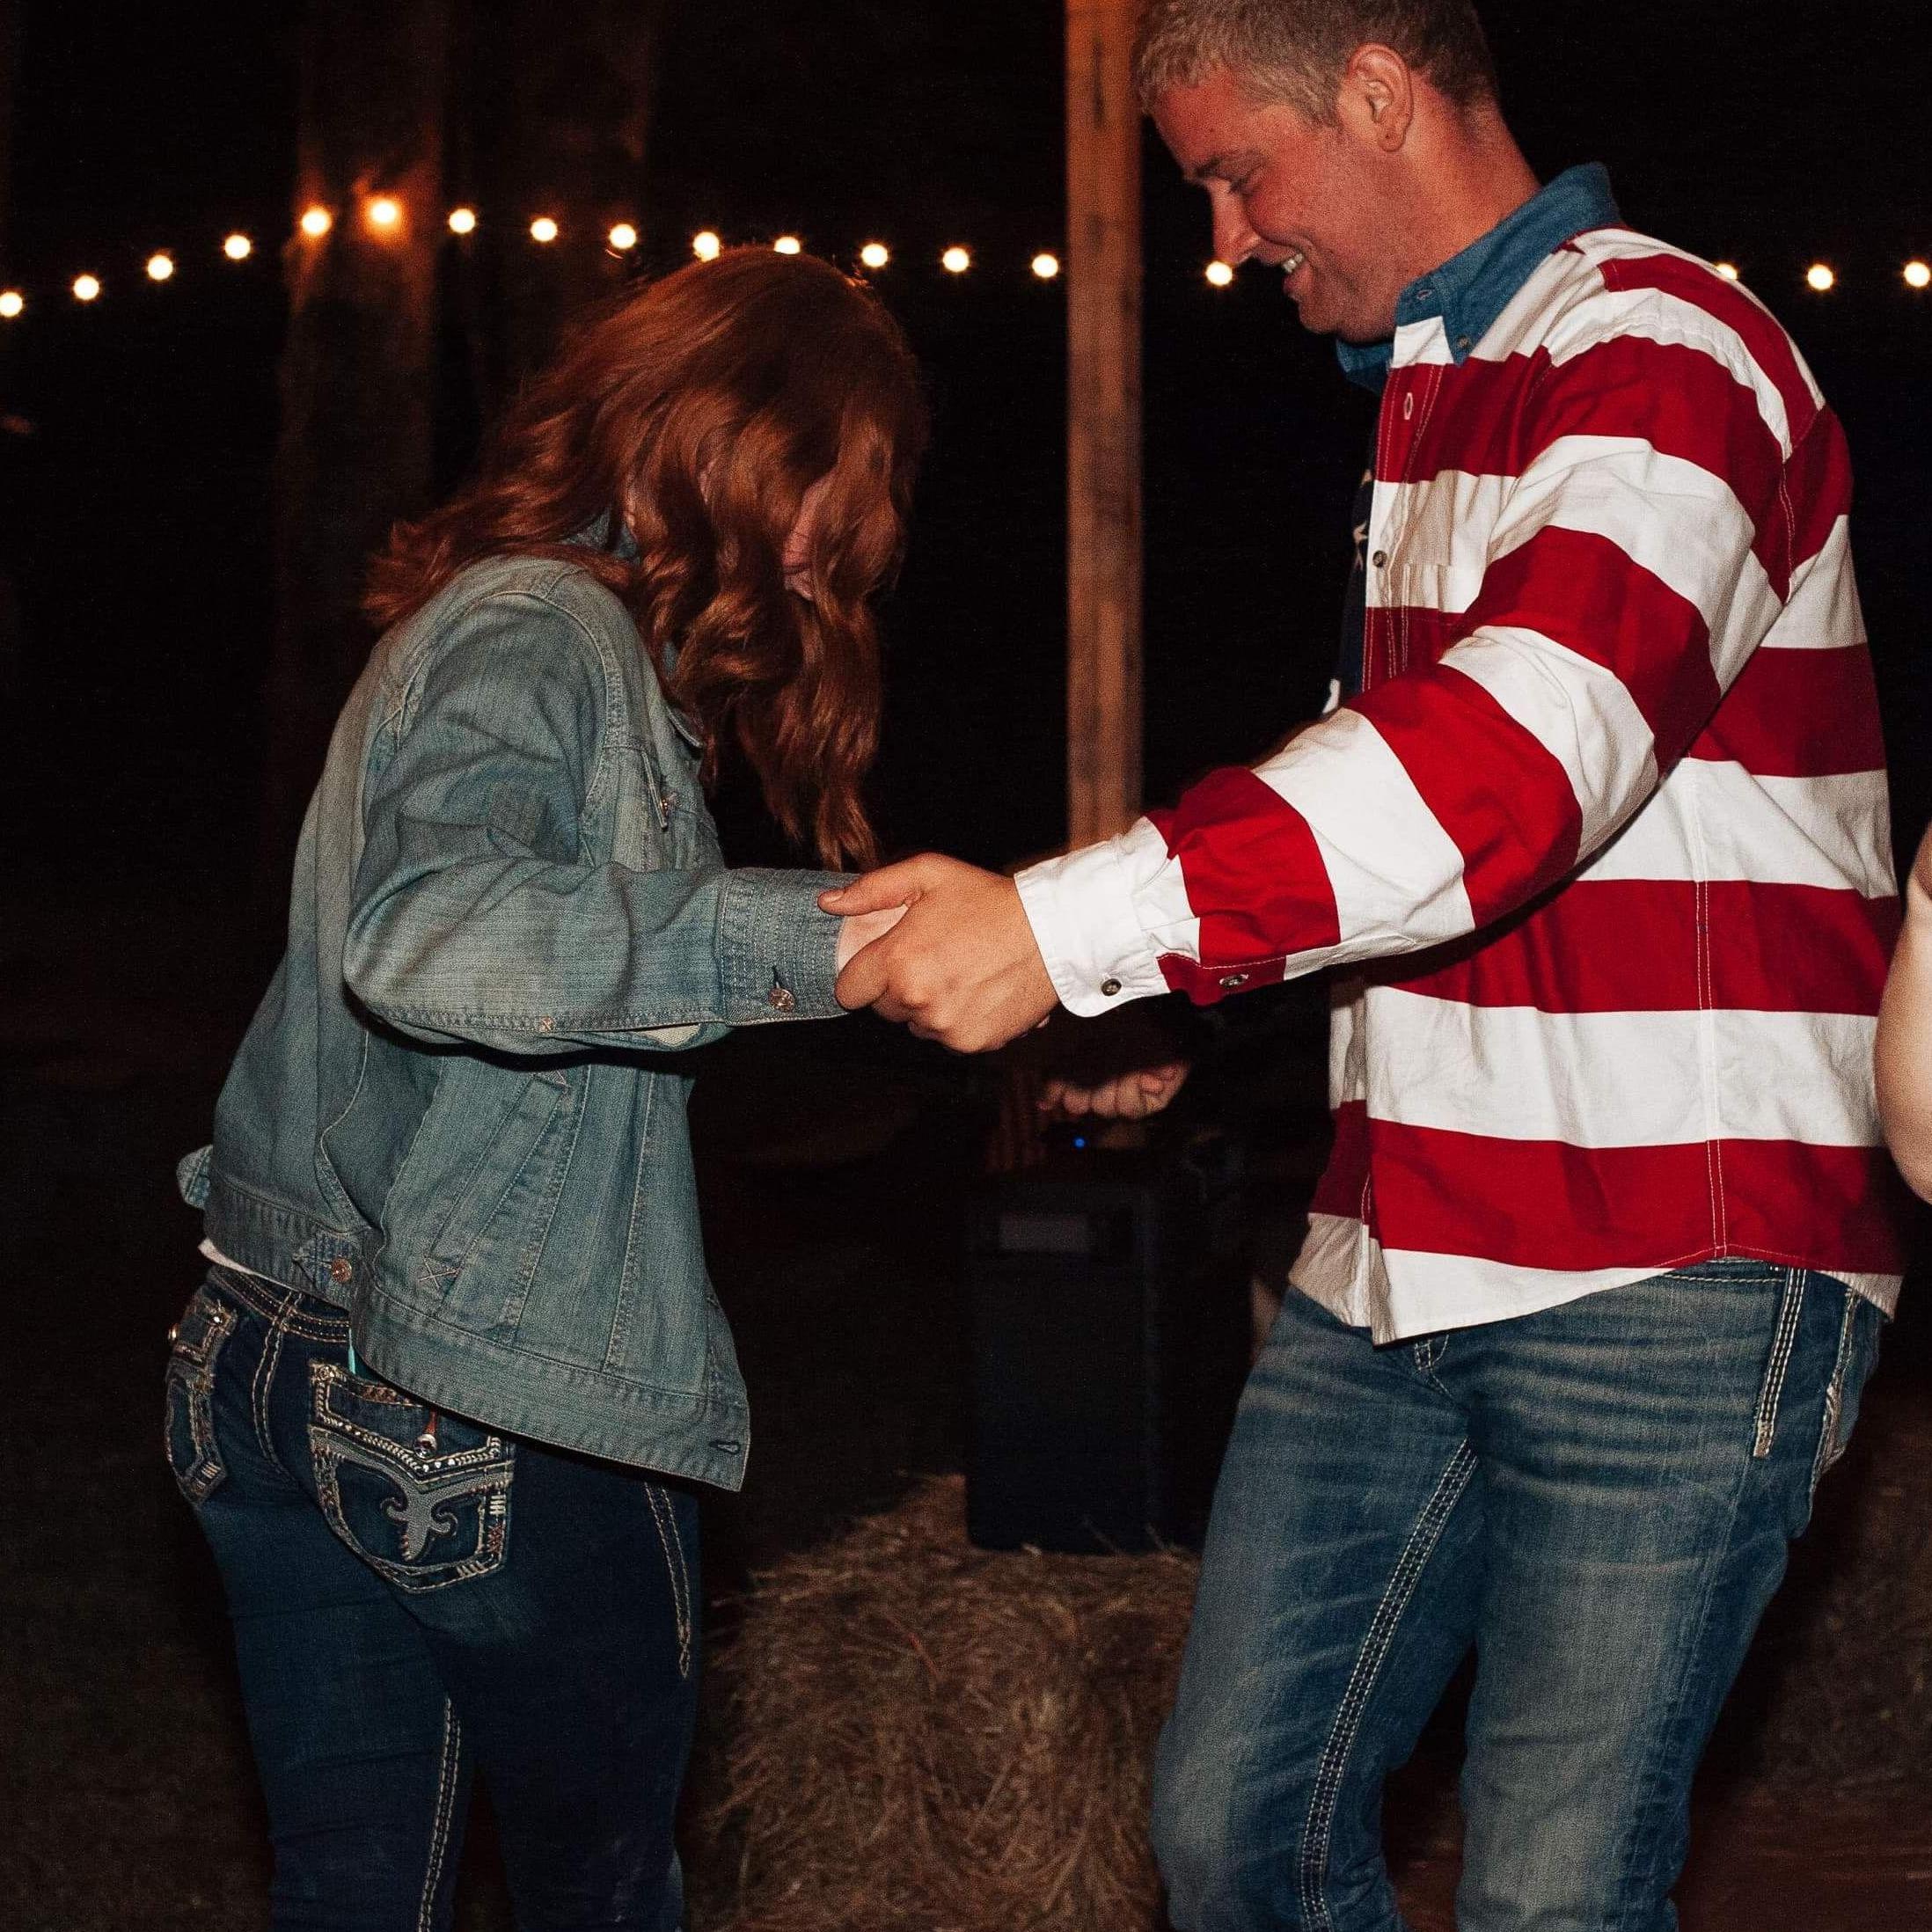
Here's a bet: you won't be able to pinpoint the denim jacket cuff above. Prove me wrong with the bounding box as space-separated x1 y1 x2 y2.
718 868 853 1021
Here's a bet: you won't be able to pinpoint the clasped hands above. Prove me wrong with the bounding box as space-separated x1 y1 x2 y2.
823 854 1189 1121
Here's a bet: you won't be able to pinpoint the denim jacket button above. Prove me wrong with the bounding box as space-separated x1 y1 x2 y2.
767 982 797 1012
330 1257 354 1284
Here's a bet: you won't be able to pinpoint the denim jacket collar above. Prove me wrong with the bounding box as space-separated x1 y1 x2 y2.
1336 163 1621 393
573 513 706 750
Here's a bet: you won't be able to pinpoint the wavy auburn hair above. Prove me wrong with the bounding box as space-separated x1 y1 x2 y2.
366 248 926 868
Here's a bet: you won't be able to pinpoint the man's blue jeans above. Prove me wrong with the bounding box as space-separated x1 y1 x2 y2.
165 1266 701 1931
1151 1261 1884 1932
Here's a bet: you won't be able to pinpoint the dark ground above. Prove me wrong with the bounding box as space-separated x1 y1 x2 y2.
4 855 1928 1931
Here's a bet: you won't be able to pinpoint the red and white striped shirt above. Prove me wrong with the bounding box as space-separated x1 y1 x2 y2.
1017 216 1907 1338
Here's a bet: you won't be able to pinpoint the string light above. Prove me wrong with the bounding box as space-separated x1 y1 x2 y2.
1806 262 1836 292
223 232 252 261
941 245 971 274
772 234 802 255
146 252 175 282
73 274 102 302
607 222 639 252
692 230 722 261
365 195 403 234
447 207 478 236
1031 252 1061 280
859 241 889 269
1205 259 1235 287
1906 260 1930 290
0 291 23 318
530 216 560 244
299 206 333 238
1714 260 1740 281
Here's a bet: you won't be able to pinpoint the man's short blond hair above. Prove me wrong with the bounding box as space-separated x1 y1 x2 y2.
1133 0 1500 123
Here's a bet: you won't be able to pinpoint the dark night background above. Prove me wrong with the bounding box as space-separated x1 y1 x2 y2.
1 2 1928 1925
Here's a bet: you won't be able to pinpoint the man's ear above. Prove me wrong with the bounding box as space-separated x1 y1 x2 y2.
1339 43 1415 152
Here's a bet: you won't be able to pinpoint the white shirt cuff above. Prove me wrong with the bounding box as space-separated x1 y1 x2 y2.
1014 819 1175 1018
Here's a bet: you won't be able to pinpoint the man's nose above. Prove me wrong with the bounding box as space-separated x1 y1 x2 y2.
1211 199 1256 266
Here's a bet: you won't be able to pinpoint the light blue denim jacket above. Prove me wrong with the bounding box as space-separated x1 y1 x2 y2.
178 540 851 1488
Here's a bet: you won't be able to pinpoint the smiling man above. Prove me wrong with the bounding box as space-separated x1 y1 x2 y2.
826 5 1905 1927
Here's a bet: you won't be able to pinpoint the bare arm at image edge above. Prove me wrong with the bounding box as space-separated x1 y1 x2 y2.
1877 823 1932 1201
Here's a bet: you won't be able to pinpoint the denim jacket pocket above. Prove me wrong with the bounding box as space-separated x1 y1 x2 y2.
307 1361 514 1592
164 1282 237 1504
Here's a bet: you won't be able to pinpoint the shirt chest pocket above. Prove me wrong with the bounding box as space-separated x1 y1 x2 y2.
609 738 721 874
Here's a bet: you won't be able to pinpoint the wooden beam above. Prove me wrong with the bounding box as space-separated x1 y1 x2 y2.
1065 0 1144 845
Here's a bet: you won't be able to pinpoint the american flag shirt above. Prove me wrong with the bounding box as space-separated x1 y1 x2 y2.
1017 166 1908 1339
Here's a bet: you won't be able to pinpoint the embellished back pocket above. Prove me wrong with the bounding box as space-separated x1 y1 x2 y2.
307 1361 515 1593
164 1283 237 1504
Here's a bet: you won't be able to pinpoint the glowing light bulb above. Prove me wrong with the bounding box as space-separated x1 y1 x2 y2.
772 234 802 255
941 245 971 274
1205 259 1235 287
607 222 638 252
1031 252 1061 280
447 207 478 236
1714 260 1740 281
299 206 333 238
0 291 23 318
860 241 889 269
1906 260 1931 290
223 232 253 261
1805 262 1835 292
73 274 102 302
146 252 175 282
692 230 721 261
530 216 560 244
366 195 402 233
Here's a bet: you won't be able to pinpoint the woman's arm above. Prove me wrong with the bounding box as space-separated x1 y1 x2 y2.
343 588 853 1056
1876 822 1932 1202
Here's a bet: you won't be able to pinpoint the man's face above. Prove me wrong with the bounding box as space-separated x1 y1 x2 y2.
1153 64 1407 343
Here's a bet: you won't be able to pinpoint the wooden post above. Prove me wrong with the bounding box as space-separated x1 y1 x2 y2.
1065 0 1143 845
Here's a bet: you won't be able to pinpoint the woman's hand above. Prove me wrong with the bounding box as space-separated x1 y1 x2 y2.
835 903 908 973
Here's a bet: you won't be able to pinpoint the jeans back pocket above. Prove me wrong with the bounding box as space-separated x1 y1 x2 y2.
164 1283 237 1504
307 1361 515 1593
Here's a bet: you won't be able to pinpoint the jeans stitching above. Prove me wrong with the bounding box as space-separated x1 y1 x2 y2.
1752 1269 1806 1458
1299 1439 1477 1930
251 1292 296 1475
416 1697 462 1932
644 1482 694 1677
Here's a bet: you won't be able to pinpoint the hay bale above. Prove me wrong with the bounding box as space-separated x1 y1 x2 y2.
685 1476 1197 1932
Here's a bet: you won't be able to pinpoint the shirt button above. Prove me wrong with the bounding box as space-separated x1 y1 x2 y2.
1219 972 1250 990
1455 334 1472 351
1100 977 1123 997
768 982 797 1012
329 1258 354 1284
1372 550 1388 568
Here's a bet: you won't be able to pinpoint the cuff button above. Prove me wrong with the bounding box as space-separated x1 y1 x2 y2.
1219 972 1249 989
1100 977 1123 997
768 981 797 1012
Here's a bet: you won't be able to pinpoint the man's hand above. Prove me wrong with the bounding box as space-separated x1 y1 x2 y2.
1041 1060 1190 1121
820 854 1059 1051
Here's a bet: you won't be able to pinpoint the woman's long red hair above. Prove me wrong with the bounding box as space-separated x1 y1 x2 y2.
366 248 926 868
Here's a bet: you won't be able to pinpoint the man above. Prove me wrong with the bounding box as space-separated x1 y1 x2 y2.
826 3 1906 1927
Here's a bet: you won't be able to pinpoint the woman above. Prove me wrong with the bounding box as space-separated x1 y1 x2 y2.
165 247 924 1930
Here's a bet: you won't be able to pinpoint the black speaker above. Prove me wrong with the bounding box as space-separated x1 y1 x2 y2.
964 1125 1248 1553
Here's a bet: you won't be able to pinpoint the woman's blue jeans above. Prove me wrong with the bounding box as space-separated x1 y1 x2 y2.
1151 1261 1884 1932
165 1265 701 1932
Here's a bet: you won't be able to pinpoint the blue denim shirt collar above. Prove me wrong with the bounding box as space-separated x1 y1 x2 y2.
1336 163 1621 393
